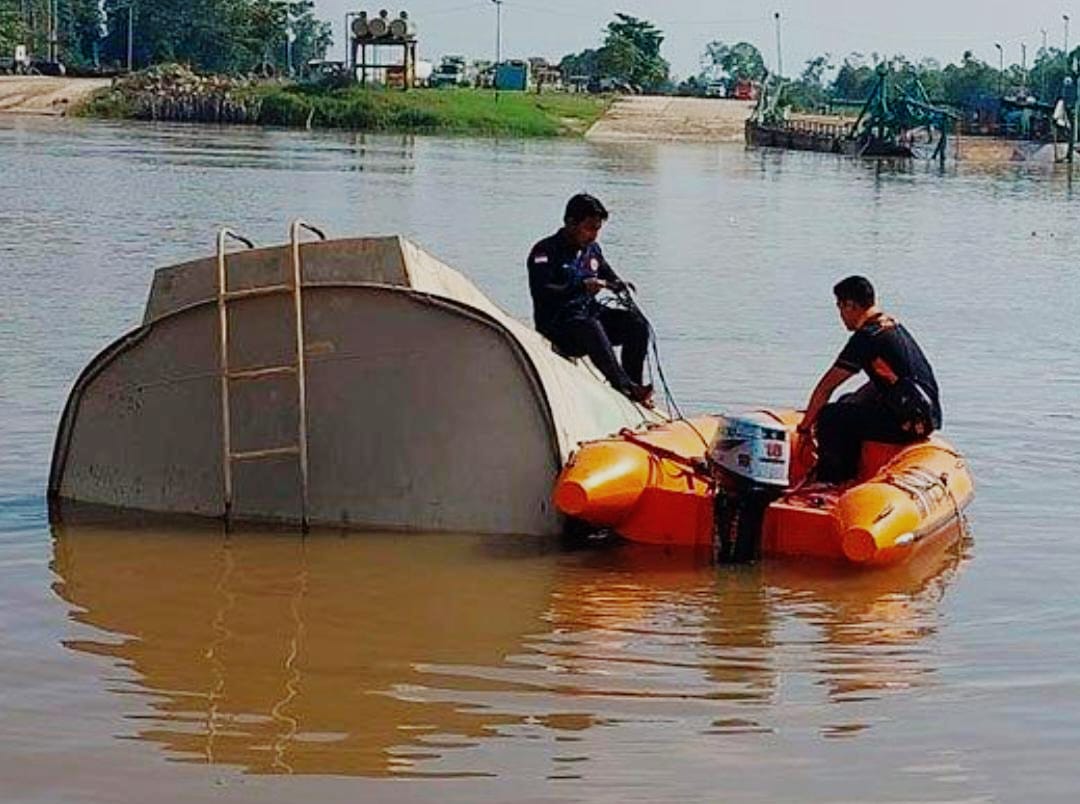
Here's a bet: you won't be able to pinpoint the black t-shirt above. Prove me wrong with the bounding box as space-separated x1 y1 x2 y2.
835 313 942 427
526 230 619 337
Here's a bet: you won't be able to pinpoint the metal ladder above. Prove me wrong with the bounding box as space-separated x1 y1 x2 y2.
216 220 327 529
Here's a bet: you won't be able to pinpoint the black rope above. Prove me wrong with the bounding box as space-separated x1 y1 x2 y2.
604 283 713 453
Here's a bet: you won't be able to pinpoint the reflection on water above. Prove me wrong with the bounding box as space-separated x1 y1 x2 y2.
51 514 965 777
16 122 421 174
51 518 550 776
8 118 1080 798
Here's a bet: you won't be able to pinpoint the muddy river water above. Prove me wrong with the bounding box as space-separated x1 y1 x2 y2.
2 116 1078 802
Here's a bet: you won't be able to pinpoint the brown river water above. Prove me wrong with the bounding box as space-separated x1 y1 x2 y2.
2 116 1079 802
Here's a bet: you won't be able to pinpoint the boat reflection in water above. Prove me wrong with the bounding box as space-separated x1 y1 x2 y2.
50 509 968 776
551 532 967 737
50 511 557 777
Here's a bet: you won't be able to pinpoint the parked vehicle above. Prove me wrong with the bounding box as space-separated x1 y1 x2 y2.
732 79 758 101
703 81 726 98
430 56 469 88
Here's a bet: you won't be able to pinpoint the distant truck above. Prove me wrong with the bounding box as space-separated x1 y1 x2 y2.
703 80 726 98
495 60 529 91
430 55 469 88
732 79 758 101
4 45 65 76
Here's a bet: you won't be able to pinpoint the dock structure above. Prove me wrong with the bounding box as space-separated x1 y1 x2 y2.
744 117 850 154
745 66 956 161
49 230 656 535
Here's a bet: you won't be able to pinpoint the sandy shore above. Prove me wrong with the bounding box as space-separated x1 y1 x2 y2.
0 76 110 116
585 96 755 143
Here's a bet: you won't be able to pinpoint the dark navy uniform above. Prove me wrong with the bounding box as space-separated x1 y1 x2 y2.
817 313 942 482
527 230 649 394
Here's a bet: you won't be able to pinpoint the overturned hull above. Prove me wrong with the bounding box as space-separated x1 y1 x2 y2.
50 234 654 535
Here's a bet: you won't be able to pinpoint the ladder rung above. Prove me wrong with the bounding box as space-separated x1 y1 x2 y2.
230 446 301 462
223 283 293 301
227 365 297 381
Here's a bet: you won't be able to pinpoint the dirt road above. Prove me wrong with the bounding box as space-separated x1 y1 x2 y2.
585 96 754 143
0 76 110 116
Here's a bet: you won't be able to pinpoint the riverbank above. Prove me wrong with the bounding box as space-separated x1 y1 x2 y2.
2 71 757 142
0 76 111 116
76 66 610 137
585 96 754 143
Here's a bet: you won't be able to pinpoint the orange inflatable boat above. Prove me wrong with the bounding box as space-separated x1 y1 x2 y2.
553 410 974 567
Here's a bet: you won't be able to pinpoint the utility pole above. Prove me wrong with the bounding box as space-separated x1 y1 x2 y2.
1042 29 1048 100
1073 55 1080 166
127 3 135 72
1021 42 1027 89
491 0 503 98
1066 14 1072 164
774 11 783 78
286 12 294 77
39 0 61 62
42 0 54 61
995 42 1003 98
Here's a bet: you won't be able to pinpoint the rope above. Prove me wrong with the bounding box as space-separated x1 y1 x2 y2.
604 284 713 453
880 464 968 534
618 428 713 482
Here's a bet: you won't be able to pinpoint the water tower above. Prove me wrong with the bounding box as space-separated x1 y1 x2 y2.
346 9 419 89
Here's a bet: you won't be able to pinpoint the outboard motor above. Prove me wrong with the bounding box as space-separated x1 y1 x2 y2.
708 412 791 563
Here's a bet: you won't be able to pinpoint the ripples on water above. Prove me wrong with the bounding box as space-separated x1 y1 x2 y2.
2 116 1080 801
44 518 966 784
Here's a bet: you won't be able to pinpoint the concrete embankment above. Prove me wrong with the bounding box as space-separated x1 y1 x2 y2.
0 76 110 116
586 96 754 143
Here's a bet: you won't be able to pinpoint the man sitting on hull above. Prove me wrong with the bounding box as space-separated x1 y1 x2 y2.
798 275 942 483
527 193 653 405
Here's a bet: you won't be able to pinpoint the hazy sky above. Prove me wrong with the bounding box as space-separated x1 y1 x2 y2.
317 0 1078 78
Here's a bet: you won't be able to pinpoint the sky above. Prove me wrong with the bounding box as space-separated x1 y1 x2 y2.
316 0 1080 78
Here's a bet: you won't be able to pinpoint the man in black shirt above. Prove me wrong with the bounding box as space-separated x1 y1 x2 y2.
527 193 652 404
798 276 942 483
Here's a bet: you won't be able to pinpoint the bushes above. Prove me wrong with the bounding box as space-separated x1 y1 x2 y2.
258 91 313 127
314 95 386 129
78 89 134 119
259 90 390 130
391 107 440 130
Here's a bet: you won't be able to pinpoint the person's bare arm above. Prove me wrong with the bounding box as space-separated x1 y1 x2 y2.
799 365 855 434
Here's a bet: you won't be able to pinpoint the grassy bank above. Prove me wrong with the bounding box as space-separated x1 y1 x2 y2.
79 68 610 137
257 85 609 136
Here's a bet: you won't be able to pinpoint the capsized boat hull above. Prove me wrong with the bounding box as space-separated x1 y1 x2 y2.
553 411 974 567
49 234 657 535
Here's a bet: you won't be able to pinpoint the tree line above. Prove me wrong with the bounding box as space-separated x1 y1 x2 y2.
557 14 1080 110
691 40 1080 110
0 0 331 74
559 14 670 93
6 2 1074 112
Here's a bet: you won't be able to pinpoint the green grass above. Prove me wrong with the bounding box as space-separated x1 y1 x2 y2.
254 85 611 137
79 77 611 137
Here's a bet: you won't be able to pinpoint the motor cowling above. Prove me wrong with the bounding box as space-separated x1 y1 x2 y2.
708 412 792 563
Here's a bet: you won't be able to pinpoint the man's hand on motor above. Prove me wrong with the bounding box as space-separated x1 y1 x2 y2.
583 278 606 295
